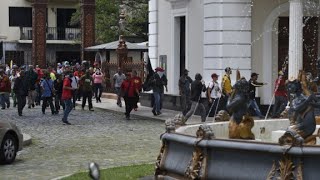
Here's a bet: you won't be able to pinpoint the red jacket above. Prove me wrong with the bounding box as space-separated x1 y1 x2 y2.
274 78 287 97
0 75 11 93
121 79 136 97
0 75 11 92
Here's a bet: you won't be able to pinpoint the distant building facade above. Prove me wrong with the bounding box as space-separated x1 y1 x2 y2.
0 0 95 67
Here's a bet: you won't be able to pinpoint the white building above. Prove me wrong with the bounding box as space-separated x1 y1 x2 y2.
0 0 80 67
149 0 320 105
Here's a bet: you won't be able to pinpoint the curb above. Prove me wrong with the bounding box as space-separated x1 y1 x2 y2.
77 103 167 123
50 173 74 180
22 133 32 147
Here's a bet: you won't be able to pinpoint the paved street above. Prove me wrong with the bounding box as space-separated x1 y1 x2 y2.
0 104 164 180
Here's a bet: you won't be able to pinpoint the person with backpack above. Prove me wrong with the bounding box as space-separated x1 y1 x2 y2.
54 74 64 113
40 72 56 115
207 73 222 117
25 65 38 108
80 70 94 111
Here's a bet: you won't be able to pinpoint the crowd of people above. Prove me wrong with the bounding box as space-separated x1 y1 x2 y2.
0 62 104 124
1 61 318 124
177 67 297 123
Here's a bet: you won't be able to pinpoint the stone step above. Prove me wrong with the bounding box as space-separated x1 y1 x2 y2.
23 133 32 147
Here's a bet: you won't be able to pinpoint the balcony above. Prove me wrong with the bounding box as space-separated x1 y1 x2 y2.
20 27 81 41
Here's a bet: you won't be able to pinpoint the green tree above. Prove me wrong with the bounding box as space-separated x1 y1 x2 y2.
70 0 148 44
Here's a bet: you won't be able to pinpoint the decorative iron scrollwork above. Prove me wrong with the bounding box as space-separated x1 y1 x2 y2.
267 155 303 180
186 125 215 179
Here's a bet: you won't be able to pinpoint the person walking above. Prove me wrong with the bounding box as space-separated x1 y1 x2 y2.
54 74 64 113
61 71 73 125
25 65 38 108
179 69 193 116
35 65 44 106
221 67 232 111
9 69 18 107
121 73 136 120
183 73 207 123
0 69 11 109
40 72 56 115
155 67 168 110
113 68 126 107
271 71 287 118
207 73 222 117
80 70 94 111
13 70 28 116
150 72 163 116
70 72 79 109
131 70 142 110
92 68 104 103
248 72 267 119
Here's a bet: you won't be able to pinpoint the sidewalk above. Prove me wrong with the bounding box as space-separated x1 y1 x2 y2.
76 96 206 124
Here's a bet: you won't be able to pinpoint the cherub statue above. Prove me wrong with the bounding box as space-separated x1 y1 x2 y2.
227 75 255 140
279 71 320 145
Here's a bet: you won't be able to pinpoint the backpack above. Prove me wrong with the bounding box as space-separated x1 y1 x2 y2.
206 81 214 98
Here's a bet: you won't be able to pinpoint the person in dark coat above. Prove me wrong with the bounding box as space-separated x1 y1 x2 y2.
179 69 193 116
25 65 38 108
183 73 207 122
13 70 28 116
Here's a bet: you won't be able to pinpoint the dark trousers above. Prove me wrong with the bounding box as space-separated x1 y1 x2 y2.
35 84 41 105
94 83 103 100
17 95 26 115
72 90 78 108
63 99 73 122
124 96 135 117
77 89 82 101
207 98 221 117
133 96 139 109
220 95 230 111
42 97 55 114
82 91 93 109
55 94 64 112
180 94 191 116
272 96 287 117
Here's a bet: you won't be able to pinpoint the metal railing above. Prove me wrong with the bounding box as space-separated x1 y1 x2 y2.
20 27 81 41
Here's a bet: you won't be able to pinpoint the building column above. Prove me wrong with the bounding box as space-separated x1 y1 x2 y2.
288 0 303 80
148 0 158 69
32 0 48 68
80 0 95 63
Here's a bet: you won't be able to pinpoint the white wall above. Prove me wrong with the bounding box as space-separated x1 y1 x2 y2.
203 0 252 85
157 0 203 94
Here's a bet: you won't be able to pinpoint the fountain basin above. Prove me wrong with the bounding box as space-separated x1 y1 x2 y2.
155 119 320 179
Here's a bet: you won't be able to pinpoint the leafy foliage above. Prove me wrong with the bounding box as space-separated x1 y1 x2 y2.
70 0 148 44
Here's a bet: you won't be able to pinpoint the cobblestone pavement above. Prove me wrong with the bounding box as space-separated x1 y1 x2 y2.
0 105 165 180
